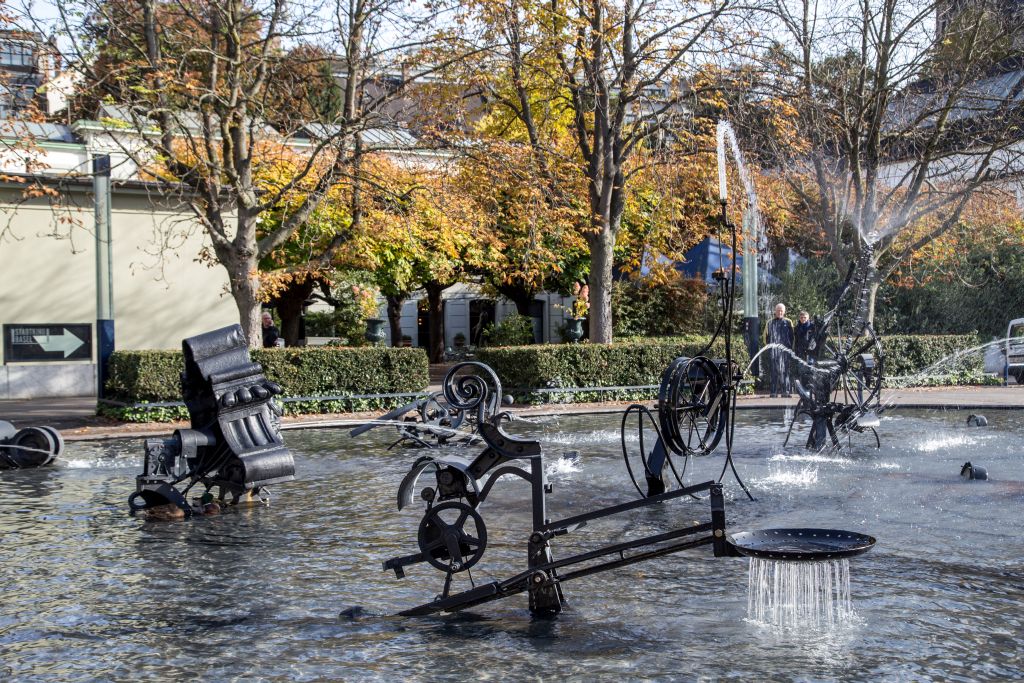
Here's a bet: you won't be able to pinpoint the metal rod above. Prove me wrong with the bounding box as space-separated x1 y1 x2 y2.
540 523 714 573
542 480 714 531
556 536 714 583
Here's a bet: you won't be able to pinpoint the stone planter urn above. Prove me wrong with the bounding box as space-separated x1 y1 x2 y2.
364 318 386 344
566 317 586 343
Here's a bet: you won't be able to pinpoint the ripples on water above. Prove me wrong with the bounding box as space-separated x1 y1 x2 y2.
0 409 1022 680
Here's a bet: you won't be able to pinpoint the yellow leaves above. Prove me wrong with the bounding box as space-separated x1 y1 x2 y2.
258 267 334 303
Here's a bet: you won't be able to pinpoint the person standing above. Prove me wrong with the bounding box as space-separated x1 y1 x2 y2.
794 310 816 363
763 303 794 397
261 311 281 348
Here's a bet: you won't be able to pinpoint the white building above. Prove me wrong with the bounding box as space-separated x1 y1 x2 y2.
0 114 577 398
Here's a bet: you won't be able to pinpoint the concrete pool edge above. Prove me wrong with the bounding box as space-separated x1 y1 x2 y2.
5 385 1014 442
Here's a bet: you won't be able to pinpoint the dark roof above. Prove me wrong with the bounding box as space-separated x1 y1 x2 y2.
0 120 76 143
886 68 1024 130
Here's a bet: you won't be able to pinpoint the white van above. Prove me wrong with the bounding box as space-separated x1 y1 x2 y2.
983 318 1024 384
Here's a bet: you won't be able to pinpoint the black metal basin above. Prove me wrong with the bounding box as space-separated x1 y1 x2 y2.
727 528 876 561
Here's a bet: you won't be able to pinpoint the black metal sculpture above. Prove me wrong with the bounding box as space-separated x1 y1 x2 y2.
621 355 746 500
350 362 508 449
383 385 875 616
383 375 740 616
128 324 295 516
785 247 885 450
379 198 876 618
0 420 63 469
618 202 754 501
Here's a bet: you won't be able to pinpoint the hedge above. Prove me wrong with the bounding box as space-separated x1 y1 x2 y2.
475 333 992 403
880 334 981 378
102 346 430 421
880 333 999 388
476 335 749 403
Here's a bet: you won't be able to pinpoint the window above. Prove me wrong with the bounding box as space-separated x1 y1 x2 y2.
0 83 35 118
0 41 34 67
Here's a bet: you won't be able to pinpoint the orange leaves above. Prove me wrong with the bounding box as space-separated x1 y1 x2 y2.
888 188 1024 288
258 268 333 301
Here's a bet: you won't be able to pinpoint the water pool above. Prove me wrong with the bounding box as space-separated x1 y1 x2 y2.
1 409 1022 681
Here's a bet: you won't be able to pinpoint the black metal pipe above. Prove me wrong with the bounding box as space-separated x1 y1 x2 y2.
542 480 714 531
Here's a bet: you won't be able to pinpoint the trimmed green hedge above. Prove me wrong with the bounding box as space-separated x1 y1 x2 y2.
881 334 981 378
102 346 430 421
476 336 749 403
476 333 991 403
881 333 999 387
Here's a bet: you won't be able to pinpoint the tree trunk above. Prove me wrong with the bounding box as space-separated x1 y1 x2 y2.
386 294 406 347
866 280 880 326
273 278 317 347
424 281 448 363
497 282 535 316
587 227 616 344
228 255 263 348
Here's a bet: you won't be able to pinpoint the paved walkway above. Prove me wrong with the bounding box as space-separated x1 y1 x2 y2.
1 385 1020 442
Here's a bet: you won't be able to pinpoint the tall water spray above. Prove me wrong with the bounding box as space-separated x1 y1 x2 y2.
715 121 771 320
747 557 854 629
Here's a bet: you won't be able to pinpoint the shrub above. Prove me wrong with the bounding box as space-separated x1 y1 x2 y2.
104 346 430 420
476 335 748 402
483 314 536 346
611 274 713 337
303 311 341 337
768 258 843 323
475 333 989 402
881 334 982 380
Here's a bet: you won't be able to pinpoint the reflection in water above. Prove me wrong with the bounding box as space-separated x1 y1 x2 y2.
0 409 1022 680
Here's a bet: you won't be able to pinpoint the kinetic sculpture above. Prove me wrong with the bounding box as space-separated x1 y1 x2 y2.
379 171 876 617
382 364 876 617
382 363 743 616
619 255 751 500
0 420 63 469
785 247 884 450
128 325 295 516
350 362 507 449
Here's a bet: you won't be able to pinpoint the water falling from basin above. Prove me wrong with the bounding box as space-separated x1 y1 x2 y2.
747 557 854 629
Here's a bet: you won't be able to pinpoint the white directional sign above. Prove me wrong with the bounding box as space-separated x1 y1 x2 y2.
34 328 87 358
3 324 92 363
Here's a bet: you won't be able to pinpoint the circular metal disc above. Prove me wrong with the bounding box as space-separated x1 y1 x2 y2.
727 527 876 561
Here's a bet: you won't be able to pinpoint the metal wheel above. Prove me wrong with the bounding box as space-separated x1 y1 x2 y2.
658 356 727 457
417 501 487 574
2 427 58 468
820 317 883 416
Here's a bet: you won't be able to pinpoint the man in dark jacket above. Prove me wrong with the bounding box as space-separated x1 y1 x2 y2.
794 310 816 363
261 311 281 348
763 303 794 397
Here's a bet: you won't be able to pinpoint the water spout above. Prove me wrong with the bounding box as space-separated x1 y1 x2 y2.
716 123 729 202
747 557 854 629
716 120 772 318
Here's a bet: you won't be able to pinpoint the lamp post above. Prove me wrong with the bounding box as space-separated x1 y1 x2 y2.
94 155 114 399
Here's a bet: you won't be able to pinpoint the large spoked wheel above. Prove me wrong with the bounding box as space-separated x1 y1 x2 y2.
417 501 487 574
820 318 883 418
658 356 727 457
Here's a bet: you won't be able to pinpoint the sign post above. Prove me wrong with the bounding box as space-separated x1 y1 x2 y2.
94 155 114 398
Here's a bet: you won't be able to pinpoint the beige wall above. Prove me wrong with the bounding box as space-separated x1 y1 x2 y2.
0 185 239 360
